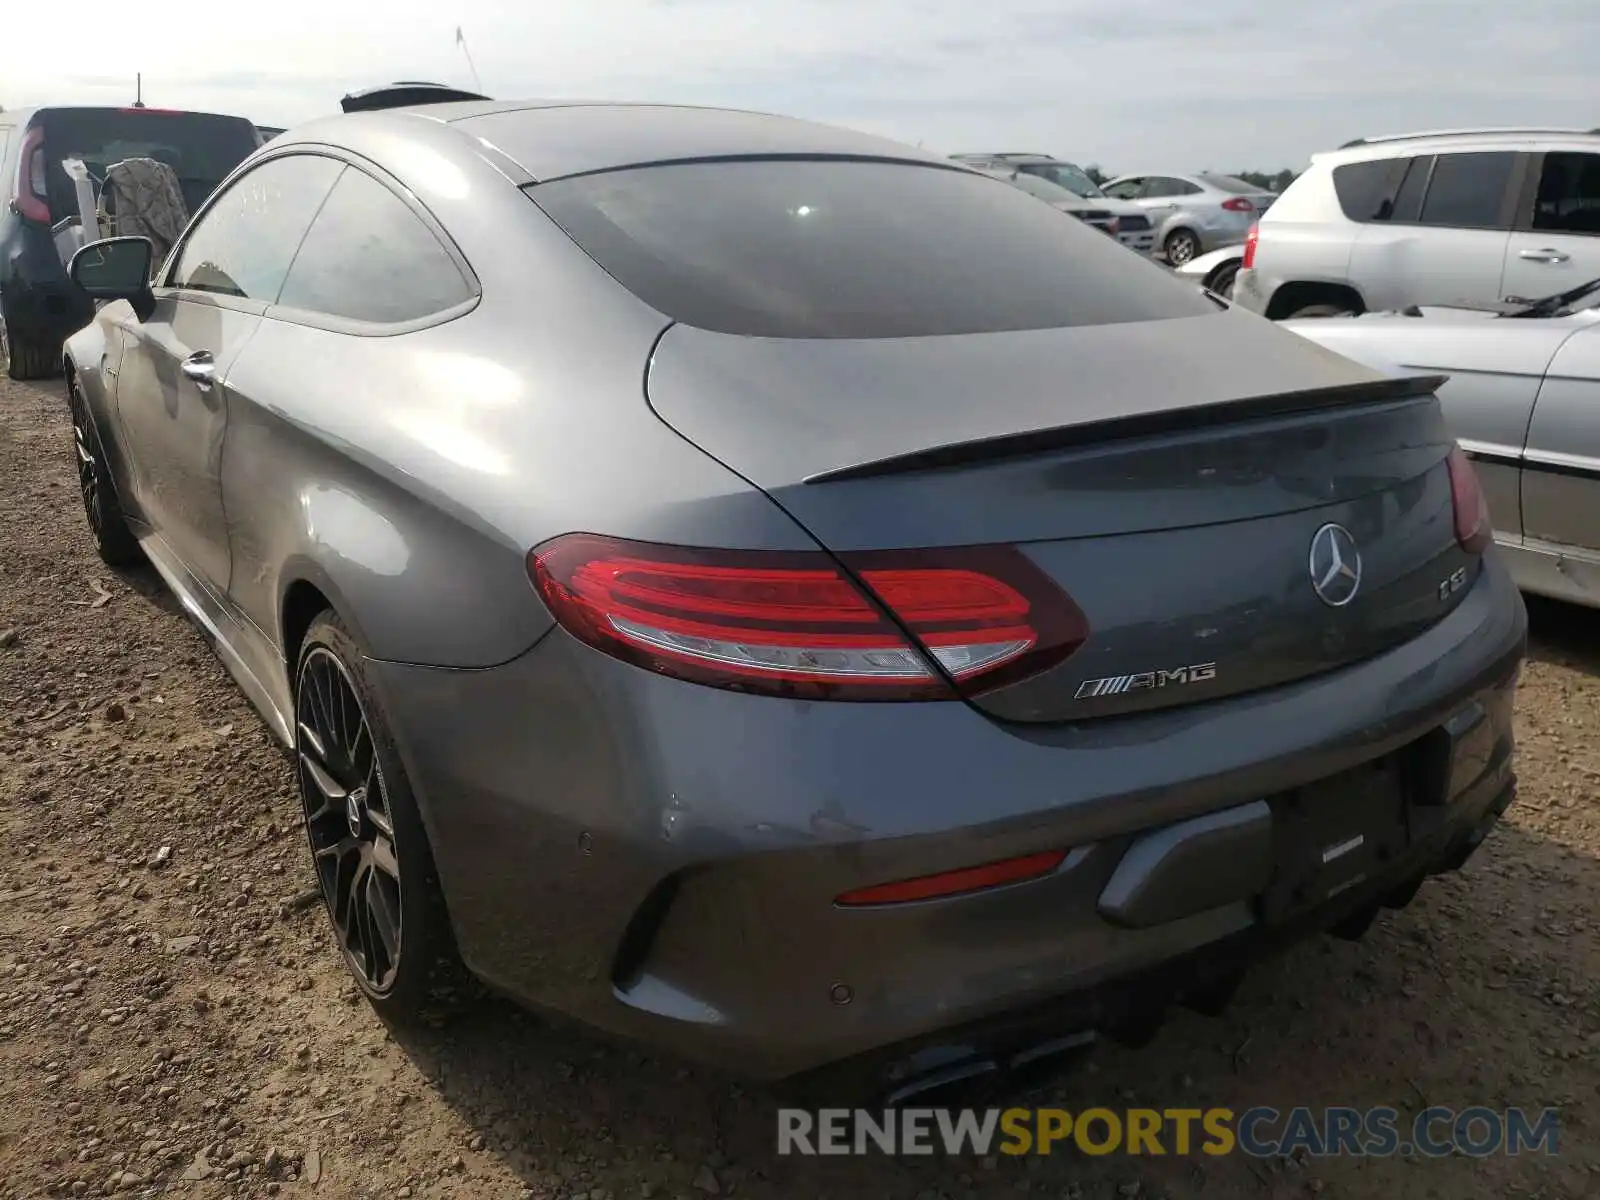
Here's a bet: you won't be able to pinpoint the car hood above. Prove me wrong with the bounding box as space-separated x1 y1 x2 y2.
1090 196 1150 217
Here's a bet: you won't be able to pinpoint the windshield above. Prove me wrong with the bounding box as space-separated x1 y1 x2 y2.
39 108 259 221
1007 172 1082 204
530 158 1214 338
1024 162 1105 198
1198 173 1263 195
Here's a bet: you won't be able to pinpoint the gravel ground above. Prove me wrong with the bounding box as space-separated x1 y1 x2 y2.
2 373 1598 1200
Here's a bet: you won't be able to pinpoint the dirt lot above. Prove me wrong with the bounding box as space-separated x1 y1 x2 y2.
1 374 1597 1200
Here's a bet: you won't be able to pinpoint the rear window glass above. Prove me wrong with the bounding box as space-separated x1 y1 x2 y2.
529 160 1214 338
1198 174 1259 194
40 108 260 221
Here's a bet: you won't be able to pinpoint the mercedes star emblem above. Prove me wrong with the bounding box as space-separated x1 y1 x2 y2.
1308 523 1362 608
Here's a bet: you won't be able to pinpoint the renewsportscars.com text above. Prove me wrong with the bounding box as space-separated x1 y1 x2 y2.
777 1106 1560 1158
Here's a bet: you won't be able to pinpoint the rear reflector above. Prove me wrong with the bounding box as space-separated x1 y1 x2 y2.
1241 222 1259 270
836 849 1068 906
1221 197 1255 213
528 535 1089 701
1446 446 1492 553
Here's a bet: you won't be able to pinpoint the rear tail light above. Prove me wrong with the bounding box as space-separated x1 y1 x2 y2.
1221 197 1256 213
836 849 1068 907
1241 222 1259 269
1446 446 1492 554
14 126 50 224
527 534 1090 701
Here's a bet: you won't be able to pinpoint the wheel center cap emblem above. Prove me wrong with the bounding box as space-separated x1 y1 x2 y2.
345 787 365 839
1308 523 1362 607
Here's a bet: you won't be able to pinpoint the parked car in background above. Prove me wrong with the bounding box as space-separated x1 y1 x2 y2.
0 104 260 379
60 97 1524 1095
1283 276 1600 610
1102 172 1276 265
1171 244 1245 299
1234 127 1600 320
962 160 1156 255
953 153 1157 255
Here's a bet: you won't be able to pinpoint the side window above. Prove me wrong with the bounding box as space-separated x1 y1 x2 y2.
169 155 343 299
1390 156 1432 223
1531 152 1600 236
1332 157 1411 222
1417 152 1517 230
276 168 472 323
1142 178 1179 198
1173 179 1204 196
1104 178 1143 199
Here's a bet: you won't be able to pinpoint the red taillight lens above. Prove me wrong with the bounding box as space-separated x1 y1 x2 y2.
15 127 50 224
1446 446 1492 554
1221 197 1255 213
527 534 1089 701
836 849 1068 907
1241 222 1259 270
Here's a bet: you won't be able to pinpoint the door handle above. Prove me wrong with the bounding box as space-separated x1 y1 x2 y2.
1519 248 1570 264
180 350 216 392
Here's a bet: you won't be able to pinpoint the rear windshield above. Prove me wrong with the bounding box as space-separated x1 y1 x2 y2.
1007 172 1079 204
529 159 1214 338
1024 161 1105 198
1198 174 1260 194
40 108 259 221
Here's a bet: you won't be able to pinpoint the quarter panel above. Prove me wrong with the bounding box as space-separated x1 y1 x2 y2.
220 222 816 671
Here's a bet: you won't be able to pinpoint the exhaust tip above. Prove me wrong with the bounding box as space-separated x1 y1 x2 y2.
882 1057 1000 1108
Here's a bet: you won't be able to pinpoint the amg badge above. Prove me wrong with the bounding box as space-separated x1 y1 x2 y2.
1075 662 1218 700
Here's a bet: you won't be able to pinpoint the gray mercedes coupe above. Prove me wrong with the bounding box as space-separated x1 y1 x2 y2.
59 99 1526 1096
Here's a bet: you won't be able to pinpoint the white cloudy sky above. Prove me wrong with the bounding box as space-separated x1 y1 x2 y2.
5 0 1594 172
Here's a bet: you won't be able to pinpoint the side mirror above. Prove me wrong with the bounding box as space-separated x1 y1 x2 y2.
69 237 156 320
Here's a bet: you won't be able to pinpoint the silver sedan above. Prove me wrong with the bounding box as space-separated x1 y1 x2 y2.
1102 172 1277 265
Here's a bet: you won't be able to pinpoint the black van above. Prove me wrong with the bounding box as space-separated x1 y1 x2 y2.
0 105 261 380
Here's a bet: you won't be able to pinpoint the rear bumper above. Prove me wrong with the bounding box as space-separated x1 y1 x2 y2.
1233 266 1271 314
1116 229 1158 255
367 551 1526 1080
0 222 89 341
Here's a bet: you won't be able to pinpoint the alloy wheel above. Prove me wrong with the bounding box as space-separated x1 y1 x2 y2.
296 647 404 994
1166 231 1199 266
70 396 105 537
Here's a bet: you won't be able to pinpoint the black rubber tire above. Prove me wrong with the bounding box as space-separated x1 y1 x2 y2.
1164 228 1201 266
294 612 459 1021
5 321 61 381
1287 303 1356 319
1207 261 1240 300
66 376 142 566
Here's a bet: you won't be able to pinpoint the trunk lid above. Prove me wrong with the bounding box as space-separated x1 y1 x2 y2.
646 308 1468 723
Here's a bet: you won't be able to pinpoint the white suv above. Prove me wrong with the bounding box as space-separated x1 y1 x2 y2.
1234 127 1600 319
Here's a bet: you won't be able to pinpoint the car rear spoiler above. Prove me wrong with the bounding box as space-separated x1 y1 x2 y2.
339 83 492 113
803 373 1450 483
